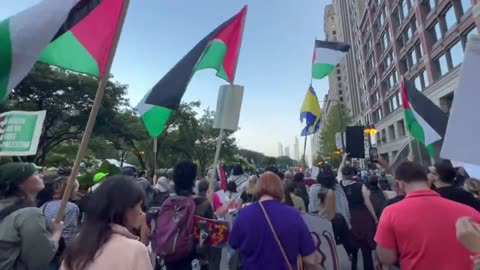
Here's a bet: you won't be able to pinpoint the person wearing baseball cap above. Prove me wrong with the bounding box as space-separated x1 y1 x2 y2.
0 162 63 270
88 172 109 192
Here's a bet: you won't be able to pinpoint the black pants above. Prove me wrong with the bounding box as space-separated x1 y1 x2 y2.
350 247 374 270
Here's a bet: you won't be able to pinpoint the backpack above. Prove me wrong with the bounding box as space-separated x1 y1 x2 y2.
151 195 196 262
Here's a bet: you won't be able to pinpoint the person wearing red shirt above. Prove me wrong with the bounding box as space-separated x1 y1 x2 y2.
375 161 480 270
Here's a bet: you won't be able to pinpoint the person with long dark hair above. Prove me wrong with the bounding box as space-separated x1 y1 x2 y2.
62 176 152 270
0 162 63 270
340 165 377 270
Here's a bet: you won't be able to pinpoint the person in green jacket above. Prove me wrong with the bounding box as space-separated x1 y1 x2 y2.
0 162 63 270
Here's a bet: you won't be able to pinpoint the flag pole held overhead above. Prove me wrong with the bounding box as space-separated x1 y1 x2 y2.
55 0 130 223
212 6 248 171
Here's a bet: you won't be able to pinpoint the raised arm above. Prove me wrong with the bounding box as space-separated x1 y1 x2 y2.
336 153 349 181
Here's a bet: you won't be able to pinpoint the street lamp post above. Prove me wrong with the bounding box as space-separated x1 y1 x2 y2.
364 123 377 153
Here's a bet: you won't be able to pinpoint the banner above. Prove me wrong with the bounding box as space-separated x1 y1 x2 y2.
0 111 46 156
214 84 244 131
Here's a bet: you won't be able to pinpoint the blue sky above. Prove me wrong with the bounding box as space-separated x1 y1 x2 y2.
2 0 330 157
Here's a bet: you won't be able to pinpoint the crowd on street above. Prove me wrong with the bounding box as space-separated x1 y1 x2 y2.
0 154 480 270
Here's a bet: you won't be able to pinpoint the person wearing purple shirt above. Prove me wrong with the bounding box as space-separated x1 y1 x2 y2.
229 171 321 270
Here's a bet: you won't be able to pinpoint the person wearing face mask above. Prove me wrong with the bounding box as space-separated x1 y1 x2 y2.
0 162 63 270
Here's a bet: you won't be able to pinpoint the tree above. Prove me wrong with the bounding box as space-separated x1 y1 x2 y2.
276 155 295 169
319 103 352 166
3 63 129 164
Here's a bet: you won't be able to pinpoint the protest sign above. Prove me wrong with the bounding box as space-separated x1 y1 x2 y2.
0 110 46 156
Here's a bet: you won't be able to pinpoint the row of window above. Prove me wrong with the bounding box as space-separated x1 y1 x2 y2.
376 120 407 146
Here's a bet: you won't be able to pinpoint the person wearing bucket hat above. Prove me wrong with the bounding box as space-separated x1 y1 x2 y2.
0 162 63 270
88 172 109 192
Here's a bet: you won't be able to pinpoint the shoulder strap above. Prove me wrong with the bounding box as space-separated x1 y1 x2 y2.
41 202 49 215
259 201 293 270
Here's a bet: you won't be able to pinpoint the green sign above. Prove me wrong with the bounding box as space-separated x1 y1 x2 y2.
0 111 46 156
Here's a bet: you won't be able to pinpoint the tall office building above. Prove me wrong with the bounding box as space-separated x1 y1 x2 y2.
294 137 300 161
284 146 291 158
343 0 479 161
332 0 367 122
323 4 350 118
277 142 284 157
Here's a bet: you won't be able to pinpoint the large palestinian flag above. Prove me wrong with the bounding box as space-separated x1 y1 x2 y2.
0 0 125 100
312 40 350 80
137 6 247 137
401 79 448 154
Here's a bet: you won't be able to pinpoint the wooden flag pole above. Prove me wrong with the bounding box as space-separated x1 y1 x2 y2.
153 136 158 184
55 0 130 223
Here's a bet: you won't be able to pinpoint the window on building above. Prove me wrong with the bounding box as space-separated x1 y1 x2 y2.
339 97 344 102
402 0 410 18
414 69 429 91
407 48 418 67
414 76 422 91
460 0 472 14
339 90 343 94
374 108 384 122
333 30 337 35
437 54 449 76
405 25 412 41
338 82 343 88
429 0 436 11
463 27 476 47
444 6 457 31
376 132 382 145
431 21 442 42
337 76 342 81
397 120 406 137
421 69 429 88
450 40 464 67
381 129 387 143
388 92 401 113
388 125 396 141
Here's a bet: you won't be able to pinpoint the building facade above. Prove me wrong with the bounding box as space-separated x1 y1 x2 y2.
294 136 300 161
277 142 283 157
341 0 479 161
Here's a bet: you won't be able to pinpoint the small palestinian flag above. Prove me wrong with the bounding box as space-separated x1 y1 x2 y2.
138 6 247 137
401 79 448 154
0 0 125 100
312 40 350 80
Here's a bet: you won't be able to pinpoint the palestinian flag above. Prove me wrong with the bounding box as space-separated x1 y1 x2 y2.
137 6 247 137
0 0 125 100
39 0 126 77
401 79 448 154
312 40 350 80
136 90 173 138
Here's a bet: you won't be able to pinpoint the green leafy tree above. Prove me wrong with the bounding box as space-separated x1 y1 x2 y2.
276 155 295 170
3 63 129 164
319 104 352 166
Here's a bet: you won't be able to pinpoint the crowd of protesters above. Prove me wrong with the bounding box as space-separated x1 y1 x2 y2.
0 154 479 270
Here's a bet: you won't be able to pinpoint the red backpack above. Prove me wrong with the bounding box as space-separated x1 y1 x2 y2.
151 195 196 262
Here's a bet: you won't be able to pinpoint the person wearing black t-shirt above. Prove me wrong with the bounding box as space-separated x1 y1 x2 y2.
432 160 480 211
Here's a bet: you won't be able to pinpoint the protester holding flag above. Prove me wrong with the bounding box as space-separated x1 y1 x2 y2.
0 162 63 270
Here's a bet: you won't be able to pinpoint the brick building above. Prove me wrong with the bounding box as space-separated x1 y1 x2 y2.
353 0 479 161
